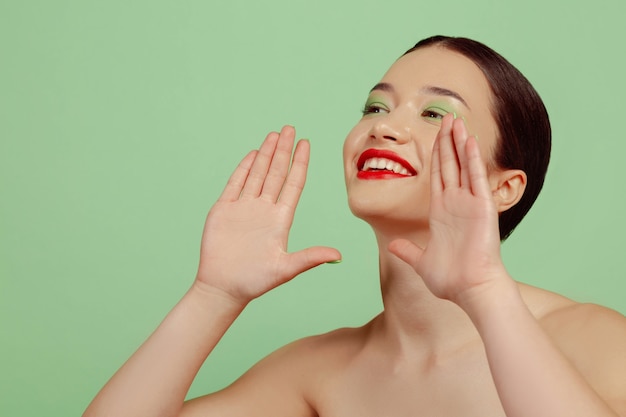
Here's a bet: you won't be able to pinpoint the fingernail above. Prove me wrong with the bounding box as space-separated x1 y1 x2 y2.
326 259 342 264
474 134 479 141
452 112 458 119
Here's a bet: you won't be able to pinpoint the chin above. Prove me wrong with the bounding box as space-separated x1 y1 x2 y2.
347 194 429 236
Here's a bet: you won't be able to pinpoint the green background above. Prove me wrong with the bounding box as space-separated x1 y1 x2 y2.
2 0 625 415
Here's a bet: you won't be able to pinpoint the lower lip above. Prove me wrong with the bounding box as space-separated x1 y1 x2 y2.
357 171 413 180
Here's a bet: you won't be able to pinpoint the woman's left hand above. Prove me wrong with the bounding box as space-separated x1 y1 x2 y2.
389 114 509 306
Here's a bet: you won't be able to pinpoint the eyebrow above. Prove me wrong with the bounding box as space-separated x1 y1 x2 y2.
369 82 470 109
369 82 394 93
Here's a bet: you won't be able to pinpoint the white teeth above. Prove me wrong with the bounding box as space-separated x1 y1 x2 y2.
362 158 411 175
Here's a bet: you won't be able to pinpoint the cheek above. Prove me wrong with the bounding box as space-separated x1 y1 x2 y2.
342 123 368 169
341 137 351 168
469 115 500 163
477 135 499 173
342 140 352 181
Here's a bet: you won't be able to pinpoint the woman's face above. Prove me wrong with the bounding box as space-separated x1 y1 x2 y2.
343 46 499 232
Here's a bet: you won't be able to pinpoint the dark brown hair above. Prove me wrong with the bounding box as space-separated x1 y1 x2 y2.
405 35 551 241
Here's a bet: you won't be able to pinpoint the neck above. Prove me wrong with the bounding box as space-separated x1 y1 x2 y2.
369 231 481 359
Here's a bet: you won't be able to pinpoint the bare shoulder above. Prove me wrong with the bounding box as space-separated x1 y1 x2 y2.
541 300 626 369
181 324 370 417
539 297 626 360
251 323 369 372
527 286 626 407
245 324 368 384
520 283 626 348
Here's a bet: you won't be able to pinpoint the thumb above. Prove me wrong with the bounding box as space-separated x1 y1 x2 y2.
388 239 424 268
283 246 342 279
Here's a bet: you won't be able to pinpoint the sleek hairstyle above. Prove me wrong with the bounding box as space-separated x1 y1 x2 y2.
405 36 551 241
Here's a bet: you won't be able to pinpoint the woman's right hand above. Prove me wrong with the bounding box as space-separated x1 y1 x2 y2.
194 126 341 307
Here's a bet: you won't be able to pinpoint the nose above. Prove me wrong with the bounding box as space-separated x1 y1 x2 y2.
368 110 411 144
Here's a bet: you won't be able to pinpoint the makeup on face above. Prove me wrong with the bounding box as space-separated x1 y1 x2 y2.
420 100 457 125
361 85 465 125
360 90 478 145
351 88 463 181
356 148 417 180
345 47 496 190
362 95 390 116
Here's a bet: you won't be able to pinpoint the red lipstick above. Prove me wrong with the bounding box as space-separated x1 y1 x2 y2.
356 148 417 180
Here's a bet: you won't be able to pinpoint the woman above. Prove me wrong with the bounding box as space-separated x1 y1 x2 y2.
83 36 626 417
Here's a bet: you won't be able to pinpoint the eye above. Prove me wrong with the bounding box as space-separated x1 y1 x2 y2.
420 108 447 120
362 104 386 115
361 99 389 116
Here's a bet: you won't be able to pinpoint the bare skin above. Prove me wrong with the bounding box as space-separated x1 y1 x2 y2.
83 47 626 417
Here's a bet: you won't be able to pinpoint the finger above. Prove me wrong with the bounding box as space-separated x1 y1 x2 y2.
277 139 310 212
281 246 342 282
430 136 443 195
466 136 491 198
260 125 296 202
240 131 280 198
438 114 461 189
452 118 471 189
388 239 424 270
217 150 258 202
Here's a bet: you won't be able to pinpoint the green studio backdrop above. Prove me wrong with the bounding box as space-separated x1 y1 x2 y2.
1 0 625 415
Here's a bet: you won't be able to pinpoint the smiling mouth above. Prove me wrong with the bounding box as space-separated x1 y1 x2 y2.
357 149 417 179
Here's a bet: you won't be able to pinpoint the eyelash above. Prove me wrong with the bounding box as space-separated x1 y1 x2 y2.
361 105 448 120
421 109 446 119
361 104 387 115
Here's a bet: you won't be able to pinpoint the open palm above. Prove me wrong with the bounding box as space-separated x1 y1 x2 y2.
196 126 341 305
389 115 505 303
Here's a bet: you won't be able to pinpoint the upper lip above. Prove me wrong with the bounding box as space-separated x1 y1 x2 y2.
357 148 417 176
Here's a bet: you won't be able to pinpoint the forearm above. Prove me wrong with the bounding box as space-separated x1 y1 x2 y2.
461 278 618 417
83 283 245 417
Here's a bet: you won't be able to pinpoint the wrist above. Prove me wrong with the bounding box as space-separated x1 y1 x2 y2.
454 271 523 322
187 280 248 318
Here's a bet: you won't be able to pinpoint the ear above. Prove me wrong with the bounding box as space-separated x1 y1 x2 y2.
489 169 527 213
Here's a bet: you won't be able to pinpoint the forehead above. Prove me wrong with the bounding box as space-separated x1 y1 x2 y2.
380 46 493 110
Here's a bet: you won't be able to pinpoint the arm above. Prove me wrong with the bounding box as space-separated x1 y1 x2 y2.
462 284 626 417
389 114 625 417
83 126 341 417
